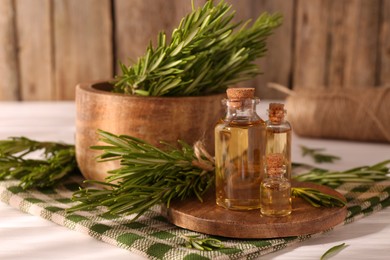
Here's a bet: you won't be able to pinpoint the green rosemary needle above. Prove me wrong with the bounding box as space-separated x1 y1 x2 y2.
320 243 348 260
69 130 215 220
300 145 341 163
0 137 77 189
182 235 225 251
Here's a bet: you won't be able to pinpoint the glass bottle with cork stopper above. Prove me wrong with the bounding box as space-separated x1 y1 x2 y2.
214 87 266 210
266 103 292 180
260 153 292 217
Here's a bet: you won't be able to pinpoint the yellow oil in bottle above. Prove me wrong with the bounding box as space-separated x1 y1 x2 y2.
260 178 292 216
266 127 292 179
215 119 265 210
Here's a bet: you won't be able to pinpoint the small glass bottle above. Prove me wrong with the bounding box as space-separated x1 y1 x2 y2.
260 153 292 217
214 87 266 210
266 103 292 180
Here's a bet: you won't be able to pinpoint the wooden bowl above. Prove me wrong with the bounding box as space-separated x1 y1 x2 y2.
75 81 225 182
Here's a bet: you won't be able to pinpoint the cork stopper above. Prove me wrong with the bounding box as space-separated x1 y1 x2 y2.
226 88 255 108
266 153 284 176
226 88 255 101
268 103 285 123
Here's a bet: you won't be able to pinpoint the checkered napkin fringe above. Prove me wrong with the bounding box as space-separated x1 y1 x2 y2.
1 174 389 260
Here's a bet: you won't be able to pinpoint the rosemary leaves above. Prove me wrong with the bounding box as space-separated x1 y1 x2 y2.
114 0 282 96
182 235 225 251
291 188 346 208
300 145 341 164
68 130 215 220
293 160 390 188
1 133 388 219
0 137 77 189
320 243 348 260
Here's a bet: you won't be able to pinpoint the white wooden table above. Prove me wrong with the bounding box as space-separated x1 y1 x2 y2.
0 101 389 259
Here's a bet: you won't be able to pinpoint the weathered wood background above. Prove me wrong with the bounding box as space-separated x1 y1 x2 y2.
1 0 389 101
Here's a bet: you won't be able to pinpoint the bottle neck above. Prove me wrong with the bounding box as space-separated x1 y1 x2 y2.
266 166 286 179
224 98 260 119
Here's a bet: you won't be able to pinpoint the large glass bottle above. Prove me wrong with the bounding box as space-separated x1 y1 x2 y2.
260 153 292 217
265 103 292 180
214 88 266 210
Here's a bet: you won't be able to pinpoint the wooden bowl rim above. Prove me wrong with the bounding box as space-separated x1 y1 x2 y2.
76 80 227 101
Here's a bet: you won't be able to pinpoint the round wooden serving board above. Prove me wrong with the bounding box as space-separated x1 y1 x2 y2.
162 182 347 239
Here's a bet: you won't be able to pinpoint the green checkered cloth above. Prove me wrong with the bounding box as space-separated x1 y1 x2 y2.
1 174 390 260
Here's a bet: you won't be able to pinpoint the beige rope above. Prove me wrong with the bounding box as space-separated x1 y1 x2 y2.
270 83 390 143
192 141 215 172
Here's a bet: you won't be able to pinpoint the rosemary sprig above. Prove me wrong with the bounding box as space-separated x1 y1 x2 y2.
182 235 225 251
0 137 77 189
68 130 215 220
114 0 282 96
293 160 390 187
300 145 341 163
292 187 346 208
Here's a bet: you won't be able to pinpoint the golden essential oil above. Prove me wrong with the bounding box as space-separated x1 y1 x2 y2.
215 120 265 210
260 177 292 216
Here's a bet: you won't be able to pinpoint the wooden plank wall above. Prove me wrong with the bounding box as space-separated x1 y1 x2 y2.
295 0 383 89
0 0 389 101
0 0 19 100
